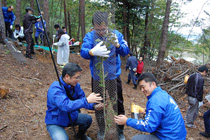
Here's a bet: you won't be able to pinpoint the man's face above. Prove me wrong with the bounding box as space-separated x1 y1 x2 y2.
16 27 20 31
28 10 33 14
65 72 81 87
139 80 156 97
94 24 108 37
201 71 207 77
8 6 14 12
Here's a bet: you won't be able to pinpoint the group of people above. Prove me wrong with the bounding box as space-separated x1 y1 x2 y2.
126 53 144 90
45 11 210 140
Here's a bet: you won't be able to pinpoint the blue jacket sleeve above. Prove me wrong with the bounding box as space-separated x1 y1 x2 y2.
126 58 130 70
126 103 163 133
115 31 129 56
51 86 94 113
196 78 204 101
80 32 94 60
10 14 16 25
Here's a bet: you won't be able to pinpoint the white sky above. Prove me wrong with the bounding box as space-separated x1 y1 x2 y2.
173 0 210 41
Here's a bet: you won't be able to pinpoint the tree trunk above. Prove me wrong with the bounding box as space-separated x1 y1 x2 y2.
43 0 49 45
1 0 7 7
156 0 172 68
77 1 81 41
0 0 6 44
63 0 67 28
30 0 34 10
122 0 128 46
80 0 85 42
15 0 21 25
68 11 72 38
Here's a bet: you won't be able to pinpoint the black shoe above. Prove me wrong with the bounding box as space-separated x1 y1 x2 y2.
126 80 130 84
25 54 33 59
77 134 92 140
133 84 137 89
200 132 210 138
31 52 36 54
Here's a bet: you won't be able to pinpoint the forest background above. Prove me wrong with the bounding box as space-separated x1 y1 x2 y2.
1 0 210 66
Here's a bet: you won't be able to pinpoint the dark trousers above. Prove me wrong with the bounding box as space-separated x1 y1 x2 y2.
17 36 25 42
203 109 210 133
136 73 141 84
5 22 14 39
25 32 34 56
92 76 125 132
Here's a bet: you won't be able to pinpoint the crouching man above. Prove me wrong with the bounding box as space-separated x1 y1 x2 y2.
114 72 187 140
45 63 102 140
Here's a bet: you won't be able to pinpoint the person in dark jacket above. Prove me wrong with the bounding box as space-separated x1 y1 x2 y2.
2 5 16 39
23 7 41 59
114 72 187 140
80 11 129 140
45 63 102 140
200 101 210 138
185 65 208 128
126 52 138 89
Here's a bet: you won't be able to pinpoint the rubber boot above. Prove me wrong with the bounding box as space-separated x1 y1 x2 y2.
132 84 137 89
95 110 105 140
126 80 130 84
117 125 126 140
77 130 92 140
35 37 39 45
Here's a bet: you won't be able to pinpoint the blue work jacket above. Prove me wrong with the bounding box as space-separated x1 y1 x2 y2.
126 87 187 140
2 7 16 25
80 29 129 80
35 20 46 32
45 77 95 127
126 56 138 70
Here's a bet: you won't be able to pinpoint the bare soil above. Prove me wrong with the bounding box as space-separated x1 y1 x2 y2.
0 43 209 140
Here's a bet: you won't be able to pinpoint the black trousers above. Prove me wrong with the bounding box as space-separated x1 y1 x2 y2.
25 32 34 56
92 76 125 132
5 22 14 39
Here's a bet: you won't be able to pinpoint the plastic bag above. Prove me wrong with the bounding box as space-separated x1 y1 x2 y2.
131 102 144 120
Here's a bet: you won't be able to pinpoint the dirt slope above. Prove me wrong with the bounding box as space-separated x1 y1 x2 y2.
0 44 209 140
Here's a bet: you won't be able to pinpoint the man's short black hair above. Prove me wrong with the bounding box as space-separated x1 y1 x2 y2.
15 24 20 28
62 63 82 78
139 72 158 86
198 65 208 73
57 29 65 37
62 26 66 29
54 24 60 29
92 11 108 26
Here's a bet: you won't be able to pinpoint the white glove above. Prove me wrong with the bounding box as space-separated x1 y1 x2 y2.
89 41 110 57
107 33 119 47
133 68 137 72
10 25 13 29
53 42 58 46
53 35 56 38
199 101 203 108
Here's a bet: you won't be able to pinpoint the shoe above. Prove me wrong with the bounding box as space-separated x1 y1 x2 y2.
31 52 36 54
24 54 33 59
132 84 137 89
77 134 92 140
97 131 105 140
200 132 210 138
125 80 130 84
186 124 196 128
117 125 126 140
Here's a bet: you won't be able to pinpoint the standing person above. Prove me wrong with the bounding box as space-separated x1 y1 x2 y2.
136 56 144 84
45 63 103 140
80 11 129 140
200 101 210 138
13 24 25 42
114 72 187 140
53 29 70 66
23 7 41 59
125 52 138 89
35 11 46 45
185 65 208 128
2 5 16 39
54 24 60 40
62 26 68 34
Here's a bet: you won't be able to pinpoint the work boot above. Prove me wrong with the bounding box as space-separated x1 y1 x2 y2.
126 80 130 84
24 54 33 59
97 131 105 140
132 84 137 89
200 132 210 138
77 131 92 140
117 125 126 140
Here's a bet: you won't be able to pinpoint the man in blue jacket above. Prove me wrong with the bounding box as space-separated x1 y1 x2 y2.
45 63 102 140
35 11 46 45
114 72 187 140
80 11 129 140
2 5 16 39
126 52 138 89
